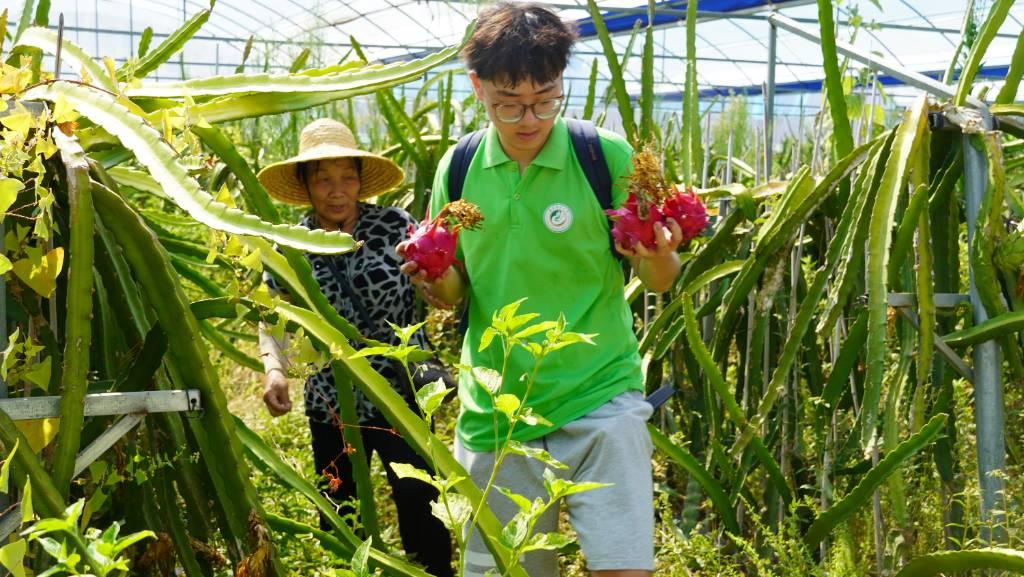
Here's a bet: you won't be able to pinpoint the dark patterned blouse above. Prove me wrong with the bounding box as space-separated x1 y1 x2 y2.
265 203 430 424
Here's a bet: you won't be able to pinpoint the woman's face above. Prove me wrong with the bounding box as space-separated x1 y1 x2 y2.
306 157 361 230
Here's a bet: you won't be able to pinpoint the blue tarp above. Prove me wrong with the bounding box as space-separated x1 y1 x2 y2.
642 64 1013 100
575 0 810 37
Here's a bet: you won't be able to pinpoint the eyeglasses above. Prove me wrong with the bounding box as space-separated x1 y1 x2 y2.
492 96 564 123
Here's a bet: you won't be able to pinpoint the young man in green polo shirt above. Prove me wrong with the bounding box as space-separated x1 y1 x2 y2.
399 3 684 575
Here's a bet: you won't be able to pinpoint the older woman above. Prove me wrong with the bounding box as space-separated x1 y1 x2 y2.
256 118 453 576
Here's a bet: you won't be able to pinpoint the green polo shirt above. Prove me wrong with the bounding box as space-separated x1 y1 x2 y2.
431 116 643 452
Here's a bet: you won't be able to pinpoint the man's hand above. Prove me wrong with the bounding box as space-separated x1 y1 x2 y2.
396 240 464 308
617 218 684 293
614 217 684 260
263 369 292 417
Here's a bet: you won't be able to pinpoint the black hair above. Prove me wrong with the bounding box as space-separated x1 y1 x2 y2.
462 3 577 86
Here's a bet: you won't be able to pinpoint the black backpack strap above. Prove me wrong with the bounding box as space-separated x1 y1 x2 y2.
566 118 613 210
447 128 486 202
566 118 620 261
444 129 485 338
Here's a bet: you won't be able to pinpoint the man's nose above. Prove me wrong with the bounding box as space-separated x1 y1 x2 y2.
520 106 540 123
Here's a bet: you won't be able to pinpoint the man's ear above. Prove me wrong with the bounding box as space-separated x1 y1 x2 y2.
468 71 484 101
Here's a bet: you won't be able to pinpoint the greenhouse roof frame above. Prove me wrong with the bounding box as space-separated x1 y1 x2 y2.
6 1 1024 115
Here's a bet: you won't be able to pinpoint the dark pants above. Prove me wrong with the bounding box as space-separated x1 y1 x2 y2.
310 417 454 577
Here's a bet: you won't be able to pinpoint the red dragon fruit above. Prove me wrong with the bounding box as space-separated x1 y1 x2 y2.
605 147 707 251
606 194 664 250
404 199 483 280
661 187 708 243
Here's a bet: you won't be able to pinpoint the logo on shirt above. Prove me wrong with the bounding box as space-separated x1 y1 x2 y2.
543 203 573 233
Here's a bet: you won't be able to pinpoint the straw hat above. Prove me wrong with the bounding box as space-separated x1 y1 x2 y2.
257 118 404 204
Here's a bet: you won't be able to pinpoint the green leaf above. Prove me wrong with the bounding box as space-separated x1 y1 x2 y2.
388 321 427 346
516 408 553 428
521 532 573 553
351 537 372 577
511 321 558 342
543 331 597 354
471 367 502 396
0 255 12 276
390 462 436 486
1 438 18 494
0 539 27 577
414 378 451 419
500 512 530 549
11 247 63 298
349 346 400 359
3 327 23 381
0 177 24 214
542 468 611 501
23 357 51 392
506 313 540 335
478 327 499 352
21 81 359 255
495 394 520 420
495 486 534 512
494 298 527 329
20 478 32 524
431 492 472 532
505 441 566 470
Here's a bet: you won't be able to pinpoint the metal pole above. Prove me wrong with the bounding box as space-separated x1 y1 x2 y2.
701 114 714 343
129 0 134 59
963 117 1007 544
867 72 878 141
94 0 99 59
765 22 777 179
767 12 985 110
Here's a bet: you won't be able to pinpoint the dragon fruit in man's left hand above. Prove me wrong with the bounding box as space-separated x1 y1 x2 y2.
404 199 484 280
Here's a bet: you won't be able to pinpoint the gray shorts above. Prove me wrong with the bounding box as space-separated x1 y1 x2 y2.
456 390 655 575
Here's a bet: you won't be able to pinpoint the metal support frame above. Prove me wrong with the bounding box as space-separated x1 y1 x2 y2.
765 22 777 178
888 297 974 383
963 119 1007 542
767 13 975 106
0 391 202 540
0 390 201 420
547 2 1020 40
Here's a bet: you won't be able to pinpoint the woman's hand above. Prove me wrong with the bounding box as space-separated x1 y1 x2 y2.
263 369 292 417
